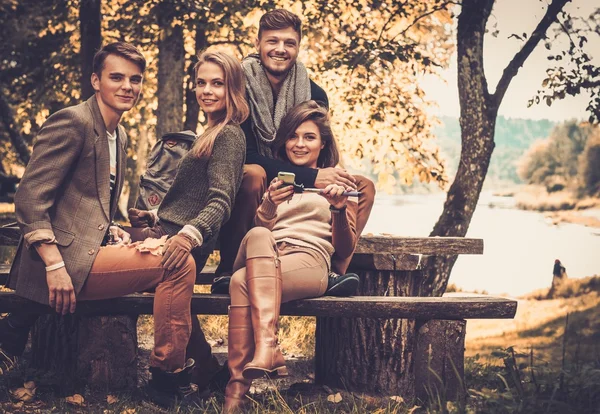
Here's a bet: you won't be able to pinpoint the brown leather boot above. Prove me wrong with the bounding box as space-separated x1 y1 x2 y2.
242 256 288 380
223 306 254 414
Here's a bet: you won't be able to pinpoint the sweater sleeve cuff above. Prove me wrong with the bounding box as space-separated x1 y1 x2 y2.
179 225 203 247
258 193 278 218
331 208 350 230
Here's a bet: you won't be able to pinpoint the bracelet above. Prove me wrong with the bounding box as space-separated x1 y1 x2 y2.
45 261 65 272
329 204 347 213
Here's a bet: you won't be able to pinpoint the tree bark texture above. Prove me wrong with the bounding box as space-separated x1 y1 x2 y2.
155 3 185 140
183 22 208 132
0 90 30 165
422 0 568 297
314 269 422 397
31 314 138 392
125 126 149 210
414 319 466 402
422 0 496 298
79 0 102 100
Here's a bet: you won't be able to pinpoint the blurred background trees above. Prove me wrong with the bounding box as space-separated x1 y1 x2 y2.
0 0 597 294
518 121 600 197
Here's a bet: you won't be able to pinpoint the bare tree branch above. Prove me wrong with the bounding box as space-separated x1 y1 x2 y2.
491 0 570 109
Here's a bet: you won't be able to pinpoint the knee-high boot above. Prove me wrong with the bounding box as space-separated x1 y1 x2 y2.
242 256 288 380
223 306 254 413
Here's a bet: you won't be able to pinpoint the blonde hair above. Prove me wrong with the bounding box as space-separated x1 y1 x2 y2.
191 51 249 157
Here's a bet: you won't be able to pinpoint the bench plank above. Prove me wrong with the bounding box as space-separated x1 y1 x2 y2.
0 291 516 320
354 236 484 255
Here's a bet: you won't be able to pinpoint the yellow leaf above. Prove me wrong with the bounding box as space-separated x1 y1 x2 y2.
390 395 404 403
135 235 168 255
327 392 342 403
66 394 85 406
11 387 35 402
107 394 119 404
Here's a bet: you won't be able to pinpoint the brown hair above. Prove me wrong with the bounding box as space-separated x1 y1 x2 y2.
92 42 146 76
191 50 249 157
273 100 339 168
259 9 302 40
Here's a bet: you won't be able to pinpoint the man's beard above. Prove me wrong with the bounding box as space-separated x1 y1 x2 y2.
263 60 292 78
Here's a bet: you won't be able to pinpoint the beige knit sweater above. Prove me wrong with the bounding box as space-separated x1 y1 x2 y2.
255 192 358 270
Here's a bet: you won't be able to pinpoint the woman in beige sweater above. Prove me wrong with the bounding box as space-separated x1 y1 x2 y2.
224 100 358 412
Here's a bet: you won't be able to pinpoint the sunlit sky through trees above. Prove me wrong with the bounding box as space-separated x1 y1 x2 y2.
422 0 598 121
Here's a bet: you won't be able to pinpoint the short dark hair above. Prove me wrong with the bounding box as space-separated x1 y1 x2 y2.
273 100 339 168
258 9 302 40
92 42 146 76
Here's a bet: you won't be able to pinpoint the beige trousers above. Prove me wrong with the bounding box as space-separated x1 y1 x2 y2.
229 227 328 306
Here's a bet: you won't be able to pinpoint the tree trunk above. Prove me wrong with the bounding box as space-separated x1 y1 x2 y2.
314 269 422 397
183 22 208 132
155 2 185 140
124 126 150 210
421 0 497 297
31 314 138 392
79 0 102 100
421 0 569 297
0 90 31 165
414 319 466 402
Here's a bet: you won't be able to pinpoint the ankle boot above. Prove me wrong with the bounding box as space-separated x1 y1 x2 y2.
146 358 204 408
187 316 229 392
223 306 254 413
242 256 288 380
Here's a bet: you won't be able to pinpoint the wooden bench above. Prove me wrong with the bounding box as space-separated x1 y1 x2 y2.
0 226 517 401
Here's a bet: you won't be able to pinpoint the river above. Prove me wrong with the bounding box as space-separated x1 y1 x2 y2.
363 192 600 297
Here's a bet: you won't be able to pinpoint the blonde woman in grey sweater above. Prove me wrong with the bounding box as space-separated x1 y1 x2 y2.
224 100 358 413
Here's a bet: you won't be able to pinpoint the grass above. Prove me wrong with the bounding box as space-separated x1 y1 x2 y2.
2 280 600 412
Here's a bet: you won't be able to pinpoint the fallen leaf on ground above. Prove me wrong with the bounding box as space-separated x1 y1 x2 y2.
11 386 35 402
327 392 343 403
65 394 85 406
390 395 404 403
407 405 422 414
120 408 136 414
135 235 167 255
107 395 119 404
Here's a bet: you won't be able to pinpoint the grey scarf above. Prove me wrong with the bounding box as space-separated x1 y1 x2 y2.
242 54 311 157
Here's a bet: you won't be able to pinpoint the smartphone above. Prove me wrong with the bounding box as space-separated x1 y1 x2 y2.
278 172 296 187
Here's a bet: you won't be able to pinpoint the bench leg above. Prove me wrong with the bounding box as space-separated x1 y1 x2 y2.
414 319 467 403
31 314 138 391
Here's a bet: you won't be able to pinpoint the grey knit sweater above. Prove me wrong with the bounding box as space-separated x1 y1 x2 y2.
158 124 246 253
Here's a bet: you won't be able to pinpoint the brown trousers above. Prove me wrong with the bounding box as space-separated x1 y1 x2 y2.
79 243 196 372
218 165 376 275
229 227 328 306
124 225 216 378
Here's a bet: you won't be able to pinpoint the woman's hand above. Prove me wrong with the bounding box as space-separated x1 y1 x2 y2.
266 178 294 206
161 234 194 270
320 184 348 209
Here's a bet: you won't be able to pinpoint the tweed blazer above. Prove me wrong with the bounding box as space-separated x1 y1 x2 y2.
7 95 127 305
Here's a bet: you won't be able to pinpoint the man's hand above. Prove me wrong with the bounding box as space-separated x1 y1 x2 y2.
108 225 131 245
128 208 156 228
315 168 357 190
47 267 76 315
320 184 349 210
161 234 194 271
266 178 294 206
